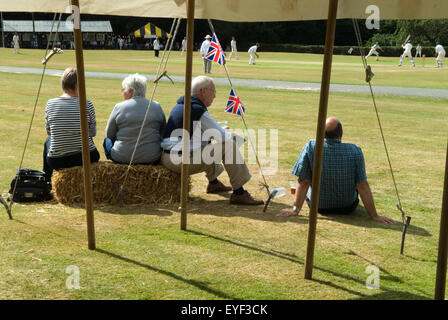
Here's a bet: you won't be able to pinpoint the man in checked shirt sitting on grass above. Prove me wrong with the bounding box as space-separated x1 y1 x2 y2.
277 116 395 224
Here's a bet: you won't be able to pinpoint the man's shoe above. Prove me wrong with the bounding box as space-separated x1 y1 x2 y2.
230 191 264 205
206 181 232 194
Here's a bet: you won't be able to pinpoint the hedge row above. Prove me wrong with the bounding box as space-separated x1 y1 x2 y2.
261 44 439 57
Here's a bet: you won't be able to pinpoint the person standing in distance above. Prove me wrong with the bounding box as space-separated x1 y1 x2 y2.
200 35 212 73
13 33 20 54
153 37 161 58
228 36 239 61
435 43 445 68
415 44 422 58
248 43 260 65
398 40 415 67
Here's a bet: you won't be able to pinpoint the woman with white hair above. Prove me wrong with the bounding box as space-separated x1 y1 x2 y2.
43 67 100 182
104 73 166 164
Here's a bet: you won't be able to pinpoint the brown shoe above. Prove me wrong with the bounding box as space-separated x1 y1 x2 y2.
230 191 264 205
206 181 232 194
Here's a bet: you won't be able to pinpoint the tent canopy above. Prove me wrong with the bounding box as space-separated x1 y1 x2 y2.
1 0 448 22
133 23 171 39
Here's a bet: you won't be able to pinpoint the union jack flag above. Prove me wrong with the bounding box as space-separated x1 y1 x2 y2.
205 33 226 65
225 88 245 116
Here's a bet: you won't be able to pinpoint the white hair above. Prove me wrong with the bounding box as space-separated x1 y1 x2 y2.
191 76 214 95
122 73 147 97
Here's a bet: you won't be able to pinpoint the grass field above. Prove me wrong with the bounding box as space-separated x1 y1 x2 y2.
0 48 447 300
1 48 448 89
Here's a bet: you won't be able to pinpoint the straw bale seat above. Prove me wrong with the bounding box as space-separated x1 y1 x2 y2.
52 161 185 205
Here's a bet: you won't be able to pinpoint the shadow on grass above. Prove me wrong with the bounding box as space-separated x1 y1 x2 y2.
95 248 239 300
351 291 431 300
97 205 175 216
186 228 432 300
313 278 431 300
187 195 306 224
317 205 431 237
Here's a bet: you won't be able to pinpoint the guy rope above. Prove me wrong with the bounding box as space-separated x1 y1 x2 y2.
206 19 283 211
352 19 411 254
115 18 181 202
1 12 63 219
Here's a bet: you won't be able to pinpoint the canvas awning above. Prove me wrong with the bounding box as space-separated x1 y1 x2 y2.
2 20 113 33
1 0 448 21
133 23 171 39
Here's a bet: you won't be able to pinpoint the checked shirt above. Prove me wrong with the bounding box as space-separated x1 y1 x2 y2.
292 139 367 209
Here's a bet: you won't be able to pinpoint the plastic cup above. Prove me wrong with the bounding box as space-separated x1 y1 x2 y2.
290 181 297 195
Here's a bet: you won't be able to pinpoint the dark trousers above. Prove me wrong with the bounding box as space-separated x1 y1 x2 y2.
306 197 359 215
154 50 159 57
43 136 100 181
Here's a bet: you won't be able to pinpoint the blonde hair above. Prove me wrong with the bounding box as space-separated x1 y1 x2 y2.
61 67 77 91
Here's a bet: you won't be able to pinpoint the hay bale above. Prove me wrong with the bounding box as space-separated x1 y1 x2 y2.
52 161 188 205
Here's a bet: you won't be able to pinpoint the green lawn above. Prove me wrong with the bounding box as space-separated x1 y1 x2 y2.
0 50 447 299
1 48 448 89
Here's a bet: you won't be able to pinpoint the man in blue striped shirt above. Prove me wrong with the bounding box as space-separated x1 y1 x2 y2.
278 117 394 224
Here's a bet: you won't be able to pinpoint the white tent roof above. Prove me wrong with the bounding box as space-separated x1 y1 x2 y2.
2 20 113 33
0 0 447 21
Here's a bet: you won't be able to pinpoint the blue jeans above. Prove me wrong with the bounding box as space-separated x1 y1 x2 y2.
306 197 359 215
103 137 114 160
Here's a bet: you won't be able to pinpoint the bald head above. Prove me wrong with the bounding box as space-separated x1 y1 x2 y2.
325 117 343 139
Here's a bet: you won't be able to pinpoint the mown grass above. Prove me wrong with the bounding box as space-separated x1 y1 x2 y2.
0 51 447 300
1 48 448 89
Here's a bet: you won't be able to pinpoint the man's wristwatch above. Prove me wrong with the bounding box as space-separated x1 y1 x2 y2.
292 205 299 214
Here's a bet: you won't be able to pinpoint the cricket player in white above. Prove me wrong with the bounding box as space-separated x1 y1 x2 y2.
181 37 186 55
415 44 422 58
200 35 212 73
365 42 381 61
248 43 260 65
13 33 20 54
228 36 239 60
435 43 445 68
398 40 415 67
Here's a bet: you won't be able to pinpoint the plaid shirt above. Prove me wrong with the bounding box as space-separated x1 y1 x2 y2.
292 139 367 209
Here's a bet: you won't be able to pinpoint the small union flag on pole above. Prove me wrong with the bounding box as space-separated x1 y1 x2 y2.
205 33 226 65
225 88 246 116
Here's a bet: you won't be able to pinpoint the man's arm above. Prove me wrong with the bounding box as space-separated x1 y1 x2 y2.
200 111 233 142
356 180 395 224
277 178 311 216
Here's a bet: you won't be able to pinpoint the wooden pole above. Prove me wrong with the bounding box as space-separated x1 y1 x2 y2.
1 12 5 48
304 0 338 280
180 0 195 230
435 141 448 300
70 0 96 250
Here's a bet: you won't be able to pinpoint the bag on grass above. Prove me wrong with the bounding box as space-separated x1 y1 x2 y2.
8 168 52 202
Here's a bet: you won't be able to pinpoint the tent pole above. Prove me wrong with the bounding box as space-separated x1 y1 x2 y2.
180 0 195 230
70 0 96 250
1 11 4 48
435 141 448 300
304 0 338 280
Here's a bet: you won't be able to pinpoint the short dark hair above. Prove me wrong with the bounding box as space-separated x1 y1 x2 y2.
325 121 343 139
